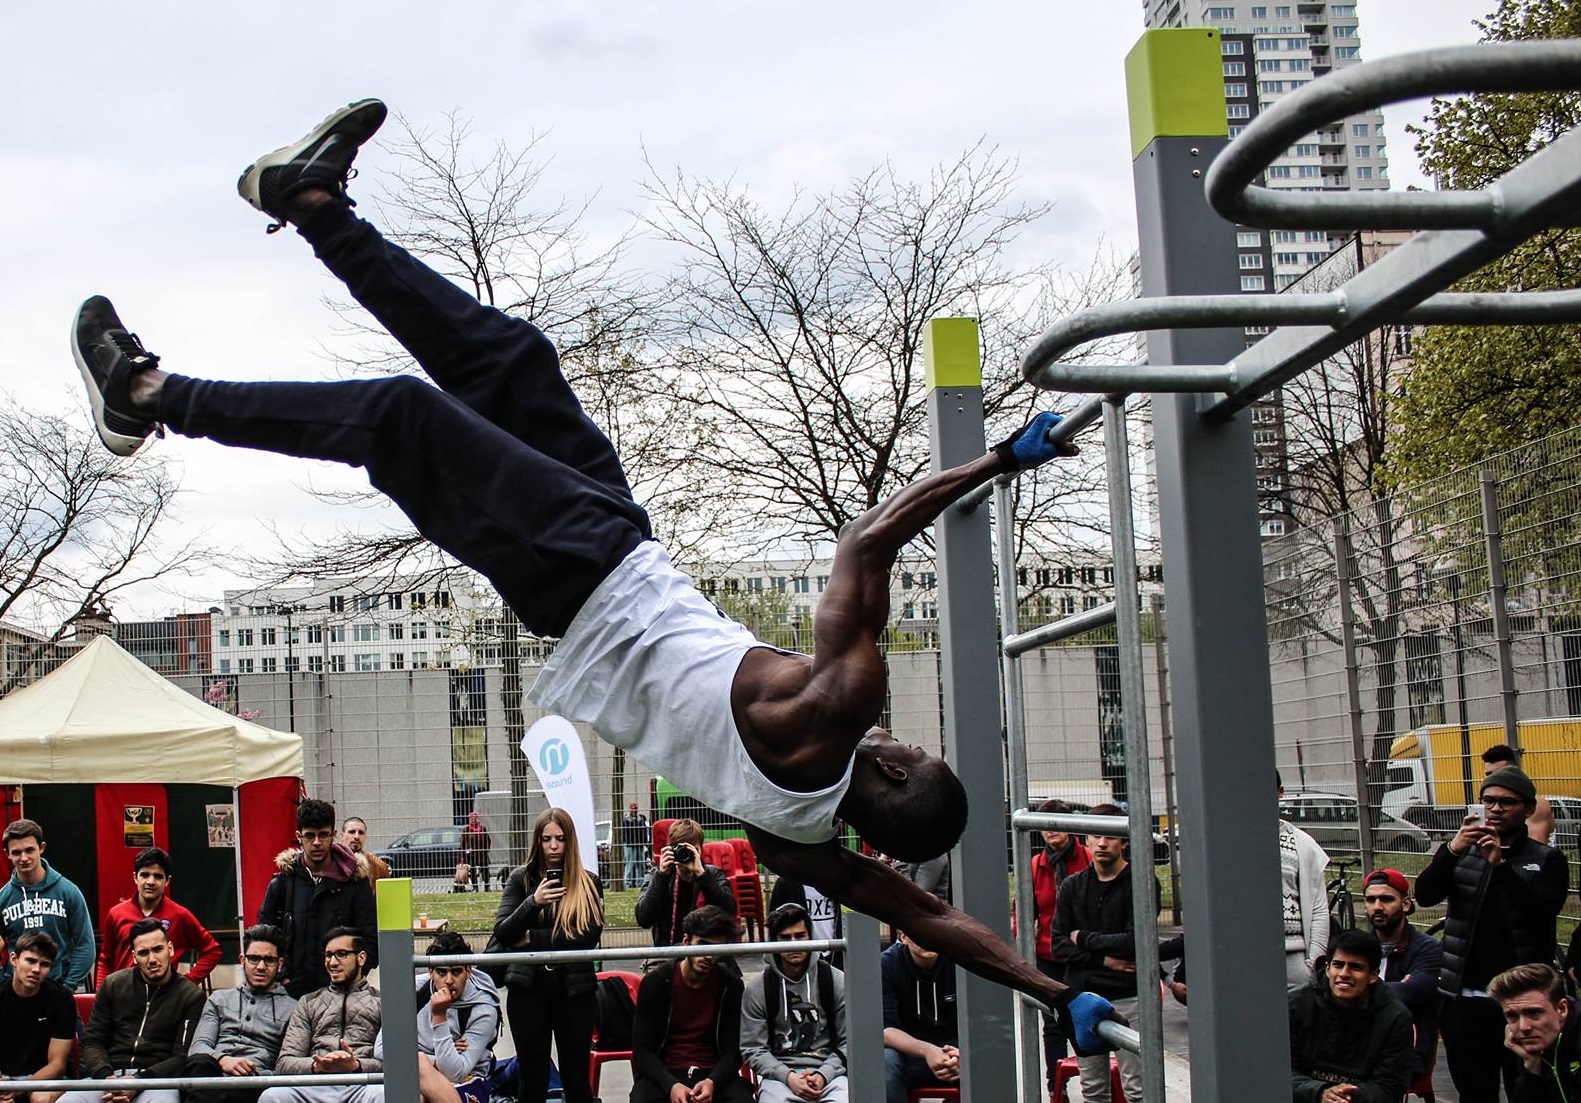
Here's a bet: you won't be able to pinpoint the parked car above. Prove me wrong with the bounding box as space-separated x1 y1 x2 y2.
1278 791 1432 853
378 824 464 879
1547 795 1581 848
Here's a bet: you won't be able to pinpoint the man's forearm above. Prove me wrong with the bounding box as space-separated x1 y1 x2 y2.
848 453 1007 564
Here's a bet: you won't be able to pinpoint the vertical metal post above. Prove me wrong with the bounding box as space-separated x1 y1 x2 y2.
1104 397 1165 1103
923 316 1015 1103
1481 471 1521 752
1446 572 1474 804
1332 518 1375 871
376 878 419 1103
231 786 246 938
1151 594 1182 925
842 910 887 1102
1129 28 1291 1103
996 479 1045 1101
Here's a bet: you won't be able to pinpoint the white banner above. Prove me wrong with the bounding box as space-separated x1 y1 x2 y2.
521 715 597 876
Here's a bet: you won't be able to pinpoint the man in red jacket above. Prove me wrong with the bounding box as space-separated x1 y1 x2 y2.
1031 799 1093 1101
96 847 221 989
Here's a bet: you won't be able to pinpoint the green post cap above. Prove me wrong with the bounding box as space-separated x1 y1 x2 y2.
924 317 982 390
1125 29 1228 160
376 877 414 931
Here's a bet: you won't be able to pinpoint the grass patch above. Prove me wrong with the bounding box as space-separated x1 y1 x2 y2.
414 888 643 933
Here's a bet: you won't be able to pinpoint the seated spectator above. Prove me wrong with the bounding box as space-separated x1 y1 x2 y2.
1288 929 1413 1103
1490 963 1579 1103
881 929 959 1103
0 932 75 1103
183 924 297 1103
742 902 848 1102
98 848 222 990
631 905 752 1103
259 929 381 1103
1361 869 1441 1081
634 819 736 948
59 920 206 1103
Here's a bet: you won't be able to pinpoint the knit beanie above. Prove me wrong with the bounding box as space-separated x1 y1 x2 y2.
1480 766 1537 806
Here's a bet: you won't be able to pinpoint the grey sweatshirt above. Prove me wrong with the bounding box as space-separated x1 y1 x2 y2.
370 971 500 1083
188 981 298 1073
740 952 846 1086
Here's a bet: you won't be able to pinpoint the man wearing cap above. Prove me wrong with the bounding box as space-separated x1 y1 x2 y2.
1416 766 1568 1103
1363 868 1442 1081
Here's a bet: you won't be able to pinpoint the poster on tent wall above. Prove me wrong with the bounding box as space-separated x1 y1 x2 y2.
521 716 596 876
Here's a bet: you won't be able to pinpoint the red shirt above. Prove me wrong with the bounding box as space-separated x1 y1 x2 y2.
660 968 720 1070
96 895 222 987
1032 840 1093 961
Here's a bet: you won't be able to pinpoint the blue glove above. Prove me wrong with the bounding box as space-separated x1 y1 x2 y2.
1055 990 1118 1056
993 411 1073 472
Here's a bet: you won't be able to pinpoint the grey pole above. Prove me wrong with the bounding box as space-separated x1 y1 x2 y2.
376 878 420 1103
1103 396 1166 1103
1481 471 1522 752
923 316 1016 1103
1151 593 1182 926
995 478 1046 1101
841 910 887 1102
1128 28 1291 1103
1333 517 1375 871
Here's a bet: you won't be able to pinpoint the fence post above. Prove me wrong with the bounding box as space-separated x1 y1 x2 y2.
1481 471 1521 752
1332 517 1374 872
841 910 887 1102
376 878 419 1103
1151 593 1182 926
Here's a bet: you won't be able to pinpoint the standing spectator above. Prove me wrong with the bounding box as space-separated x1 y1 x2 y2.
0 819 95 992
1049 804 1153 1103
491 809 603 1103
1483 746 1555 845
621 802 650 890
260 929 380 1103
460 813 491 893
1288 929 1414 1103
183 924 297 1103
635 818 736 948
0 932 75 1103
881 929 959 1103
630 905 752 1103
1277 773 1330 988
1416 766 1568 1103
257 800 379 998
59 920 206 1103
1029 797 1093 1093
97 847 222 989
340 818 390 883
1489 963 1579 1103
741 902 848 1102
768 876 843 968
1362 868 1442 1082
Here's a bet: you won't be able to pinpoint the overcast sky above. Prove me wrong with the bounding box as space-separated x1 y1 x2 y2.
0 0 1497 620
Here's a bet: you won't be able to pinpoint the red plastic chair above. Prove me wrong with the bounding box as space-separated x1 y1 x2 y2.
651 818 676 865
729 836 758 875
702 840 739 876
588 970 642 1096
1052 1056 1127 1103
72 992 95 1076
908 1088 960 1102
1408 1029 1437 1103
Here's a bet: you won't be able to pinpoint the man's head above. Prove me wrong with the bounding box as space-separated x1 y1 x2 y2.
1362 868 1413 936
898 928 940 972
1086 803 1129 873
240 924 285 991
426 929 473 1000
296 799 337 870
679 904 741 984
132 846 172 909
1482 744 1519 776
1491 964 1570 1060
668 818 705 852
467 811 480 826
1480 767 1537 839
341 816 368 853
628 801 639 814
9 931 58 997
1324 929 1381 1007
3 819 46 885
768 902 813 980
129 918 174 986
843 728 968 863
1036 798 1073 854
322 927 367 987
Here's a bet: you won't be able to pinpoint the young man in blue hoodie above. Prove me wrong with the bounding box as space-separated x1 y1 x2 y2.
0 820 95 992
880 929 959 1103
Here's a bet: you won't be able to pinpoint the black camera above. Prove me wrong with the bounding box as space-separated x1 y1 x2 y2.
673 843 696 864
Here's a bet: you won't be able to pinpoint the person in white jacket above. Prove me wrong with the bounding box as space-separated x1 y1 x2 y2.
1278 773 1331 988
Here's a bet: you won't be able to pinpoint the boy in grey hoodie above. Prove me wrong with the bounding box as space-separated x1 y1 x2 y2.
0 820 95 992
184 925 298 1103
741 903 848 1103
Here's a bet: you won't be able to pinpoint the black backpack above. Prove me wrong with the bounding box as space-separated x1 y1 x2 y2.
593 975 636 1052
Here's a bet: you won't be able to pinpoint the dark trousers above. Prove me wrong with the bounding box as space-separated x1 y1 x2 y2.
885 1049 952 1103
158 201 651 638
1440 994 1519 1103
630 1067 754 1103
506 975 597 1103
1038 956 1069 1087
181 1054 264 1103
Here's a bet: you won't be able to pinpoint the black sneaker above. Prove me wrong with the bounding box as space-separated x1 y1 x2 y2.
71 295 160 456
237 98 388 230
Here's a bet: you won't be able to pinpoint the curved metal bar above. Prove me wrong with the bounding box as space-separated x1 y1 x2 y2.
1207 42 1581 230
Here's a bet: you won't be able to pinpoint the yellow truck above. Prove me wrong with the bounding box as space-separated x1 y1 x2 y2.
1383 717 1581 834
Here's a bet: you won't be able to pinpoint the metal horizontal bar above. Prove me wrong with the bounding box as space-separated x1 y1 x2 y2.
418 936 846 968
2 1075 382 1092
955 394 1113 514
1016 995 1143 1055
1206 42 1581 230
1408 288 1581 324
1004 601 1117 656
1012 811 1132 836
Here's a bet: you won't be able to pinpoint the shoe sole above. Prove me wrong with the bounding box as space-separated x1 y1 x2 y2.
70 299 147 457
237 98 388 213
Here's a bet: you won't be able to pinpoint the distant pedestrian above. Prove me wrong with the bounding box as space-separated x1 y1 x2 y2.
621 802 650 890
461 813 491 893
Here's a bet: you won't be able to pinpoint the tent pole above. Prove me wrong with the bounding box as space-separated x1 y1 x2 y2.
232 786 245 944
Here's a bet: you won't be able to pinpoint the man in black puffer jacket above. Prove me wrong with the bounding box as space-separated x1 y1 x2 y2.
1289 929 1414 1103
1415 767 1568 1103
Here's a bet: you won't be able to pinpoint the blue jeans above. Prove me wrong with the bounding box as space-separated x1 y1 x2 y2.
624 843 648 887
158 202 651 638
885 1048 951 1103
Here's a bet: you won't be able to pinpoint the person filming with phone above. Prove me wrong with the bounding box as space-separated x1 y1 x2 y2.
636 819 737 951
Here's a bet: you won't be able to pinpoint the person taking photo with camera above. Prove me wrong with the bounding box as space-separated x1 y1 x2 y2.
636 819 737 949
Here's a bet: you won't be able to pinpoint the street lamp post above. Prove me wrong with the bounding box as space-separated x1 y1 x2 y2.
274 604 302 733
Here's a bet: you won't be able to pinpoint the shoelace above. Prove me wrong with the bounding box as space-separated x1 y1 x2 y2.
110 330 160 369
264 168 361 234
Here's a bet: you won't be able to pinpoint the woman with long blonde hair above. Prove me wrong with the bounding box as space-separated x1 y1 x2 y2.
492 807 604 1103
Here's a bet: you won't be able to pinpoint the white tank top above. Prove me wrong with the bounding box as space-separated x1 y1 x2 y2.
530 541 850 845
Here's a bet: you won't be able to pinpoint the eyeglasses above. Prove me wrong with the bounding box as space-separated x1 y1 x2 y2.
242 954 280 966
429 966 469 978
1483 796 1525 810
323 948 359 960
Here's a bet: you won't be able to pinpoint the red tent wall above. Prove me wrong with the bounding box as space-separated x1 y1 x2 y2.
238 777 301 922
93 784 170 925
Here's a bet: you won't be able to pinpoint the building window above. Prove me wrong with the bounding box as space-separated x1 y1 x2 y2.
1288 57 1311 71
386 592 403 610
412 652 429 668
1261 518 1287 537
328 625 346 643
387 623 404 641
258 627 275 646
410 591 427 609
1259 59 1282 72
434 622 451 639
1267 165 1292 178
1228 104 1251 120
1241 275 1266 291
747 577 764 593
286 656 300 674
1206 6 1236 18
307 655 324 673
218 630 230 647
219 659 231 674
1405 631 1447 727
1298 165 1321 177
1352 123 1370 137
328 655 346 673
1275 4 1291 13
1275 252 1301 265
1225 82 1248 98
794 576 810 594
261 657 278 673
1238 254 1264 269
1333 24 1358 37
306 625 323 644
1255 38 1281 51
411 622 428 640
353 594 378 612
328 595 345 614
1250 5 1266 15
1229 124 1247 138
353 653 380 672
1291 143 1318 156
1330 3 1354 13
238 658 254 674
1236 231 1262 247
1262 80 1287 94
390 653 405 670
1355 166 1374 179
352 623 380 642
1223 61 1246 75
1222 40 1244 55
237 628 254 646
435 590 452 609
1335 46 1360 58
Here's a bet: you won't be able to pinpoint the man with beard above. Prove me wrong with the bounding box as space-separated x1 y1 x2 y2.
260 930 381 1103
1361 869 1441 1082
339 820 389 884
184 925 297 1103
1288 930 1413 1103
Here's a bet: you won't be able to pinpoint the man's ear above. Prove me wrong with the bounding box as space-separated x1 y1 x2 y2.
878 759 908 782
